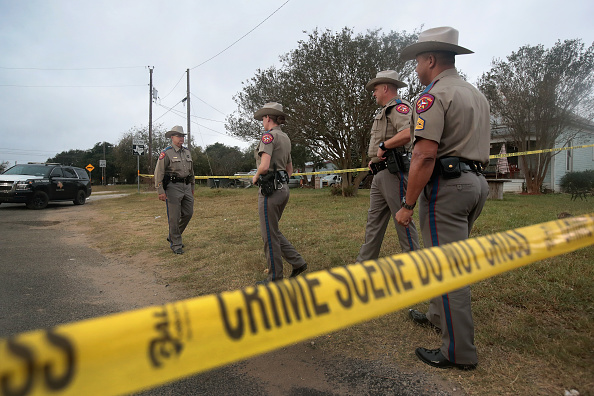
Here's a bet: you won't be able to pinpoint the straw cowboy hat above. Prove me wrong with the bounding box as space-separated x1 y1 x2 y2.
400 26 473 61
365 70 407 91
253 102 287 121
165 125 186 138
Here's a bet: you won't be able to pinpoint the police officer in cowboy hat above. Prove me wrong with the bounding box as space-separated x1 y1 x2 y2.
154 125 195 254
252 102 307 283
395 27 490 370
357 70 420 262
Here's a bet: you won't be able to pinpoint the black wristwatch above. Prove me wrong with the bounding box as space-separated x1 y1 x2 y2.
401 197 416 210
379 141 387 151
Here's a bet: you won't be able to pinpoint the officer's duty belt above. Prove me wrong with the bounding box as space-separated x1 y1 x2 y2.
460 160 484 173
168 174 193 184
369 161 387 175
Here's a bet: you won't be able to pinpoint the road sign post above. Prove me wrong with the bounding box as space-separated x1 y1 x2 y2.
133 139 146 193
85 164 94 184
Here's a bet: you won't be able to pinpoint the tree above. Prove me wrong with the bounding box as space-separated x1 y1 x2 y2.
478 39 594 193
47 149 88 167
113 125 168 183
203 143 252 176
0 161 10 173
226 28 421 195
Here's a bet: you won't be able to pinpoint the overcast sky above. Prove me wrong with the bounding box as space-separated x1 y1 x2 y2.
1 0 593 166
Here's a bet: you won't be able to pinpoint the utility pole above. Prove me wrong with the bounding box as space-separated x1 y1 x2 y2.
148 66 154 172
186 68 191 150
103 141 106 186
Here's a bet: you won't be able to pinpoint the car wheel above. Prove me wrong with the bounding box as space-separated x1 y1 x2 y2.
26 191 49 210
73 190 86 205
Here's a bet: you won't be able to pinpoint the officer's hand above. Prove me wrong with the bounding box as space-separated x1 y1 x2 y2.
158 193 167 201
367 160 373 171
191 188 194 195
395 208 413 227
252 175 258 185
377 148 386 160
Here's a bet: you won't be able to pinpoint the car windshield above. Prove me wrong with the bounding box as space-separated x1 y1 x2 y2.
2 165 52 177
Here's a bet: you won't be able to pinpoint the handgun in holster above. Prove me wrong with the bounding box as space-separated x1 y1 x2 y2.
162 174 171 190
385 148 410 174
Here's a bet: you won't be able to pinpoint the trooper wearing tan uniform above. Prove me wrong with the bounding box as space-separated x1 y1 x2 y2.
154 126 195 254
357 70 420 262
251 102 307 283
395 27 490 370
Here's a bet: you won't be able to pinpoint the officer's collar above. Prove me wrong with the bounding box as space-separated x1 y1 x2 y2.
383 96 400 108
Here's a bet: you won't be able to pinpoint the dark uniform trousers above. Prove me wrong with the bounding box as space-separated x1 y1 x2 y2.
357 169 420 262
258 183 306 281
419 171 488 365
166 182 194 250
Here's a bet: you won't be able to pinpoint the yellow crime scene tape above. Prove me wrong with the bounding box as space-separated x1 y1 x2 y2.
1 214 593 396
139 143 594 180
489 143 594 159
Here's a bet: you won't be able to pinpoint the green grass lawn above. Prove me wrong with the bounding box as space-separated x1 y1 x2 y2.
86 186 594 395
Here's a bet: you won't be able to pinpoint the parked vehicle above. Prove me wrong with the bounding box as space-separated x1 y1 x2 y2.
321 174 342 187
0 163 92 209
288 175 301 188
231 169 257 188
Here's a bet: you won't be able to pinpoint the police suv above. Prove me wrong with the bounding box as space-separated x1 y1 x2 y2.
0 163 92 209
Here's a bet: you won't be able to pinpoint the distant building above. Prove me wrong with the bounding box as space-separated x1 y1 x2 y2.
489 120 594 193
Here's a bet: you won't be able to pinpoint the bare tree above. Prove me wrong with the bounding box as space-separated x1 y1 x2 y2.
226 27 421 195
478 39 594 193
0 161 10 173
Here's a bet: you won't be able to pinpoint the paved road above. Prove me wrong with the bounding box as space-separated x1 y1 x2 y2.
0 202 119 337
0 200 461 396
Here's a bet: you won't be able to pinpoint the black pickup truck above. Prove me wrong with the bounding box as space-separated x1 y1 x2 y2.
0 163 92 209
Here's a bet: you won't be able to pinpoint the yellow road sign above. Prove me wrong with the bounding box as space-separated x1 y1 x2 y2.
85 164 95 172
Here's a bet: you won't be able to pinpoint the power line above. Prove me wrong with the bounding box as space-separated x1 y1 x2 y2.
155 102 225 124
154 100 186 123
159 104 239 139
189 0 291 70
0 84 146 88
190 93 227 116
160 71 187 101
0 66 146 71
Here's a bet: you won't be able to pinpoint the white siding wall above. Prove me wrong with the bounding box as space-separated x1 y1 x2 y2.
544 134 594 191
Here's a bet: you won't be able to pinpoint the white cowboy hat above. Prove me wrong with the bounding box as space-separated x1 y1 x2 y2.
165 125 186 138
400 26 473 61
253 102 287 121
365 70 407 91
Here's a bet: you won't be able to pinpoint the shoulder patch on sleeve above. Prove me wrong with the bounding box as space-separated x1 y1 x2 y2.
395 103 410 114
416 94 435 114
261 132 274 144
415 116 425 131
159 151 166 160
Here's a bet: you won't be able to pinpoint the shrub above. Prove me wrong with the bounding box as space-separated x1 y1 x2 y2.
560 170 594 200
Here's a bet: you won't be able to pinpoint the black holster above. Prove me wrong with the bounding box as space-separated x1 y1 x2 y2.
385 148 410 174
162 174 171 190
258 164 280 197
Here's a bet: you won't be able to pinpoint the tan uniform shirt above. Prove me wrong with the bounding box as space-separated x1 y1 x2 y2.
257 126 292 171
154 145 195 195
368 97 412 163
411 68 490 165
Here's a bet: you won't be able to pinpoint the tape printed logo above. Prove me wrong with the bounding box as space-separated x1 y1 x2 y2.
1 330 75 396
